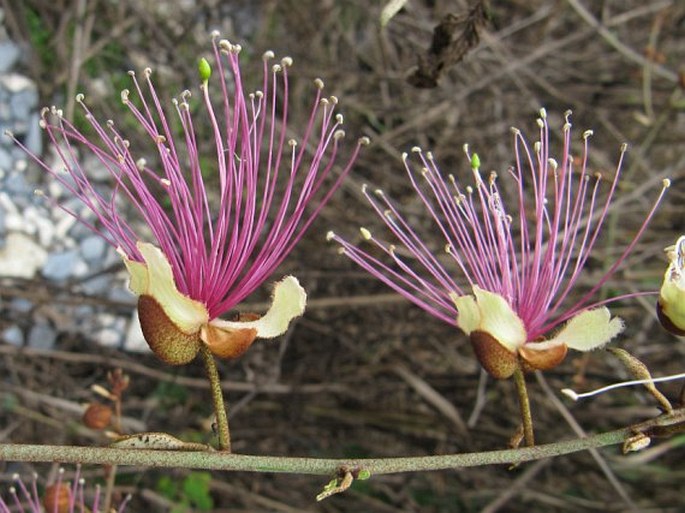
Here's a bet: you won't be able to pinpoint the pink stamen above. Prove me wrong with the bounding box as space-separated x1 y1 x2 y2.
334 110 668 343
12 36 365 321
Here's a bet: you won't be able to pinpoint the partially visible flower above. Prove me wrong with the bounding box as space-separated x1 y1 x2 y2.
0 467 130 513
657 235 685 335
330 109 668 378
11 33 366 365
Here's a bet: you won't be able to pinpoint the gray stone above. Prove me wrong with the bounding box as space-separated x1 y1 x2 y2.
80 274 111 295
10 88 39 120
4 171 30 195
2 325 24 346
42 249 79 281
80 235 107 263
0 148 10 173
24 113 42 155
27 321 56 350
81 154 112 181
0 42 20 73
0 202 5 235
73 304 95 320
108 286 134 304
10 297 33 313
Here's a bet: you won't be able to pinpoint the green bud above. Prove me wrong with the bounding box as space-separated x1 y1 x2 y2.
357 469 371 480
470 153 480 170
198 57 212 83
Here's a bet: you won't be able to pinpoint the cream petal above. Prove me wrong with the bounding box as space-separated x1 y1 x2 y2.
472 286 527 353
548 307 624 352
209 276 306 338
126 242 209 334
119 247 148 294
452 292 479 335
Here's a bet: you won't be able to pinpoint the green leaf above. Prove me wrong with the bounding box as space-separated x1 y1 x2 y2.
156 474 178 500
183 472 214 511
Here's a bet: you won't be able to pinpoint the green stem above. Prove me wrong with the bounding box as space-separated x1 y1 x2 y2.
200 345 231 452
0 426 638 474
513 367 534 447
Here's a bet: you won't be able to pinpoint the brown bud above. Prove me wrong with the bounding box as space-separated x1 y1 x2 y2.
108 368 130 396
519 342 568 372
470 330 518 379
138 295 201 365
83 402 113 430
43 483 72 513
608 347 673 412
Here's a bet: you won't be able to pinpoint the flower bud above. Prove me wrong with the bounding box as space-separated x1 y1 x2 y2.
82 402 113 430
198 57 212 83
43 483 72 513
657 236 685 336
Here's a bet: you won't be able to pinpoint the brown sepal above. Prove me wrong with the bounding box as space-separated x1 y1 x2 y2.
201 323 258 360
519 342 568 372
656 299 685 336
138 295 201 365
470 330 518 379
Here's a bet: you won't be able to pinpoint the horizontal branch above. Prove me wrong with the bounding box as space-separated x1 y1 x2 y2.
0 426 633 475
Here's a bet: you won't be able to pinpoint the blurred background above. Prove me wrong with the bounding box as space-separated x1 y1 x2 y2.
0 0 684 511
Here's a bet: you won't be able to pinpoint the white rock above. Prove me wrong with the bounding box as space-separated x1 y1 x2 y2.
0 73 34 93
71 257 89 277
54 214 77 239
124 309 150 353
4 211 24 231
2 325 24 346
33 215 56 247
0 232 48 278
95 327 123 348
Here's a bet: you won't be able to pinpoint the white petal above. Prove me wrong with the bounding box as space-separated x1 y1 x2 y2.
549 307 624 351
210 276 306 338
452 292 479 335
133 242 208 333
472 286 527 352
